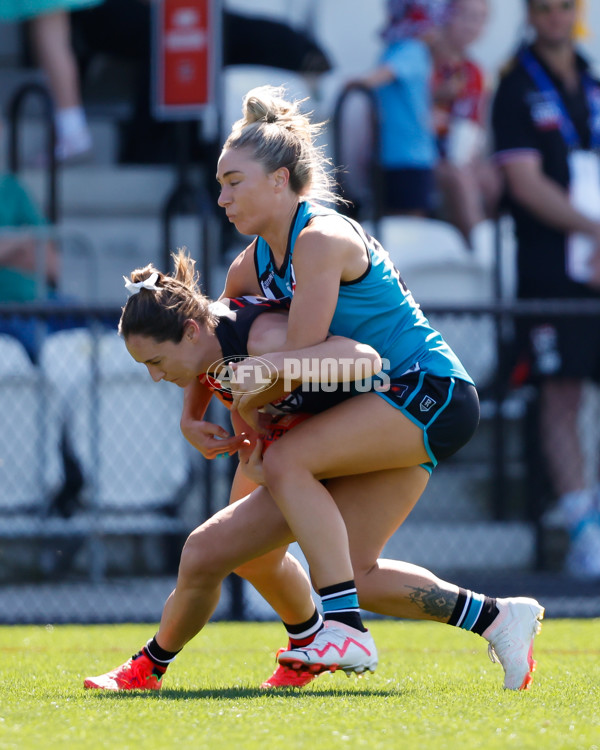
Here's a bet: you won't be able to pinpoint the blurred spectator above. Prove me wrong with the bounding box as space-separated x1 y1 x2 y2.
0 118 59 303
0 115 113 364
351 0 449 217
70 0 332 164
0 175 58 299
431 0 502 245
0 114 65 361
492 0 600 576
0 1 103 161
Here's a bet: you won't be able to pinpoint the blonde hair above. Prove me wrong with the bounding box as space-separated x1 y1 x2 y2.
223 85 340 205
119 249 216 342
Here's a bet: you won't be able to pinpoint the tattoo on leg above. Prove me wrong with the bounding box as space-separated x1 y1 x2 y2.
406 585 457 619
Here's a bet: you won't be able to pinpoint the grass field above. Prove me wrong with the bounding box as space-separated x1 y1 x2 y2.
0 619 598 750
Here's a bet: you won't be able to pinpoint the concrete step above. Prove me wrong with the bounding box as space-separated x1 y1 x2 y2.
58 214 223 304
6 116 119 167
58 216 164 303
19 165 178 217
0 26 25 70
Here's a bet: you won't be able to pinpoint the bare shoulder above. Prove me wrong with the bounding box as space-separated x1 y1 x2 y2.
247 311 289 355
294 214 367 279
299 214 360 252
221 241 260 298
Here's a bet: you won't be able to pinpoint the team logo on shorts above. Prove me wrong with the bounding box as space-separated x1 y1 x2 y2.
390 383 409 399
420 395 437 412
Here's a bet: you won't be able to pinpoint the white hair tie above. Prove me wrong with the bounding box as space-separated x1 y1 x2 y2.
123 272 160 296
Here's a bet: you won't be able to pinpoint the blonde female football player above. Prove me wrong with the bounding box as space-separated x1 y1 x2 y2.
209 84 542 680
84 127 543 692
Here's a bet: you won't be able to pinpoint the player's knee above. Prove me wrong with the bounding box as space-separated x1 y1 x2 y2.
262 440 299 489
178 523 232 584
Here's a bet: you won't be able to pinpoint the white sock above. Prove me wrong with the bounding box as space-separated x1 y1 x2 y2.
54 106 88 140
559 489 594 531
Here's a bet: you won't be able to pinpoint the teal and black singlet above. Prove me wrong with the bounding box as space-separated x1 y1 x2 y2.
253 202 480 469
253 201 474 385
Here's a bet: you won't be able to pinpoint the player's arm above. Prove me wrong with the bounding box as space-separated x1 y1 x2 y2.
180 378 248 458
268 335 381 382
272 223 358 351
220 242 262 299
231 335 381 423
231 310 382 427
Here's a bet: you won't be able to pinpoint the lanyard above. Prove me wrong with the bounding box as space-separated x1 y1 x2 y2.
519 48 600 150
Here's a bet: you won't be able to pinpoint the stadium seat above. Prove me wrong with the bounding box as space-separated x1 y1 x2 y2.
378 216 472 276
39 328 191 513
0 334 62 513
379 217 497 388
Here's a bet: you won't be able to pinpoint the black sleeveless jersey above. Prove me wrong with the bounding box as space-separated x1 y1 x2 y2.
199 295 355 415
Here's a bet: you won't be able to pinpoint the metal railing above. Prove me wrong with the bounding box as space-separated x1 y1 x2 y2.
332 82 383 230
7 80 58 223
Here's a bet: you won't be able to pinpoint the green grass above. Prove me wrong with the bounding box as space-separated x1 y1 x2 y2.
0 620 598 750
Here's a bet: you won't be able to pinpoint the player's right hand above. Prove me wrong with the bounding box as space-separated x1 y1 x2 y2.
180 417 249 459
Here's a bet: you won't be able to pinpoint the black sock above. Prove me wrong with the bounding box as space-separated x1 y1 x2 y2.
283 608 323 647
143 636 181 668
448 588 499 635
471 597 499 635
320 580 366 633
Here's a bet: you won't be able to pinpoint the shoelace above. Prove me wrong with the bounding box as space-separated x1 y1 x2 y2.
101 657 134 679
487 643 500 665
486 624 517 665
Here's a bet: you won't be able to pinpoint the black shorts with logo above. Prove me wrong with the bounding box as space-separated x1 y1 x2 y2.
375 371 480 471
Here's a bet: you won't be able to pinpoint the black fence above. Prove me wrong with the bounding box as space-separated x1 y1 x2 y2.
1 301 599 623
